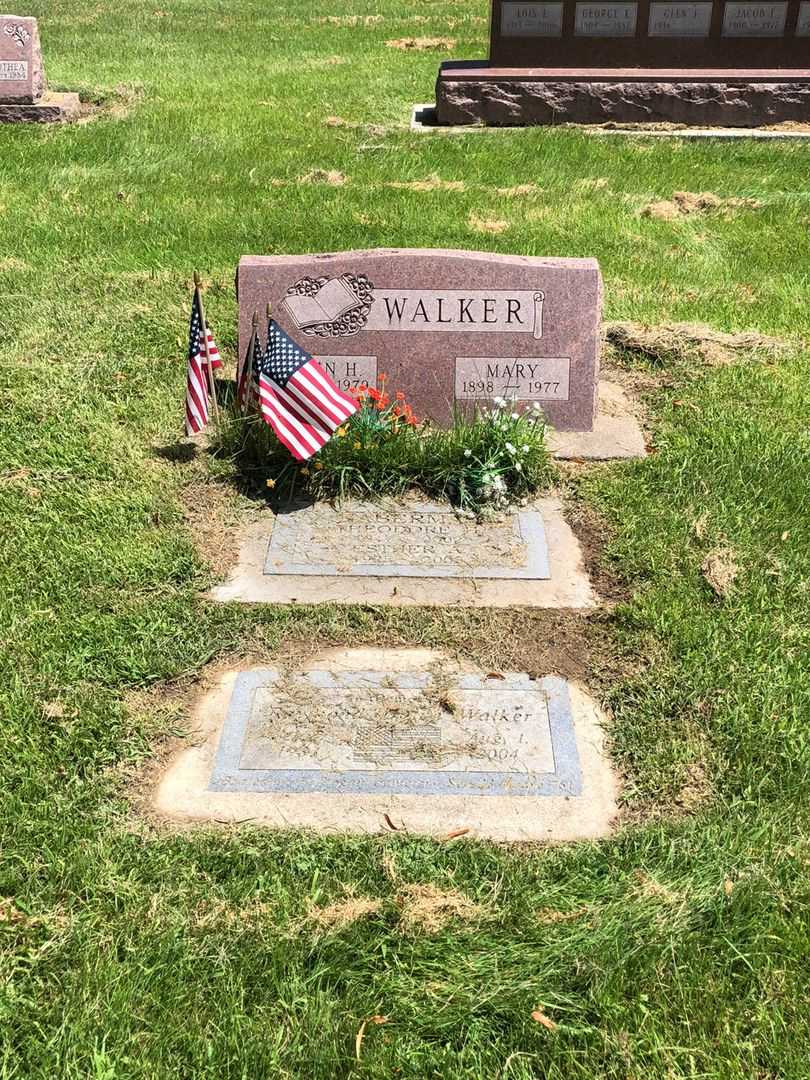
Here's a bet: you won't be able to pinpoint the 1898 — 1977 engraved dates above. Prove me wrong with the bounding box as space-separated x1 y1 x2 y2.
456 357 570 402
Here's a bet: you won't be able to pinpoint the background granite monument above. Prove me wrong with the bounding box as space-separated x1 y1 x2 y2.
238 248 603 432
0 14 79 122
436 0 810 126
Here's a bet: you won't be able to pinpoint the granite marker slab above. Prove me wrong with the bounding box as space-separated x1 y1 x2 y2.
209 670 582 798
0 15 43 103
238 249 602 431
264 501 550 580
153 649 619 841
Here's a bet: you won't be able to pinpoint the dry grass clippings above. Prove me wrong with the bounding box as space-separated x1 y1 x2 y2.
306 895 383 933
397 883 486 935
386 36 455 50
641 190 762 220
605 320 787 368
299 169 347 186
702 547 739 599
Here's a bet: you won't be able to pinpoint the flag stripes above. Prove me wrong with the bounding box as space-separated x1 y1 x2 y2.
255 319 358 461
185 291 222 436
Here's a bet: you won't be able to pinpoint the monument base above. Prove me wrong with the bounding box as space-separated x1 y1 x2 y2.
436 63 810 128
0 92 81 124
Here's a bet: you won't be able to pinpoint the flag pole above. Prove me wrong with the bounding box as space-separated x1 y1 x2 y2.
193 271 220 426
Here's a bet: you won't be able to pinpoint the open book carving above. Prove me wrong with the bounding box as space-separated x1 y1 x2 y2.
283 278 363 330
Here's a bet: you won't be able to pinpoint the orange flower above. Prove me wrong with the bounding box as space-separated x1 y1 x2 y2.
368 386 382 402
378 372 387 383
396 391 405 401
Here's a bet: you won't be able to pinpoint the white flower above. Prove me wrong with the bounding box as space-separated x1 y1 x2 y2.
463 449 472 458
522 444 529 454
515 462 522 472
493 396 505 407
505 442 515 454
531 401 542 412
511 412 519 420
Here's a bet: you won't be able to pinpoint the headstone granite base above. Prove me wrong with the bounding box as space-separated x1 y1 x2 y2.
436 63 810 127
0 90 80 122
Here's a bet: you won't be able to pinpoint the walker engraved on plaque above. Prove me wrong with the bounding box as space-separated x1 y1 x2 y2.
797 1 810 33
648 2 713 35
455 357 570 402
501 2 565 36
722 1 788 35
574 2 638 35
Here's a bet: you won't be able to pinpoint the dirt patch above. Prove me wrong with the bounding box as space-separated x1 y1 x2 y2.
175 474 247 583
306 895 383 933
76 82 144 124
386 36 456 50
397 883 485 934
641 190 762 220
605 320 788 368
702 547 739 599
562 494 630 606
674 761 714 812
299 169 347 186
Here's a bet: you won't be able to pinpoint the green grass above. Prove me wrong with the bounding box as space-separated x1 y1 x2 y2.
1 1 810 1076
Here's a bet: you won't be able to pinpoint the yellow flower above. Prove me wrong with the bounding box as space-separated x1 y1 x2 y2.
300 467 310 477
353 441 362 450
266 478 276 489
315 462 324 471
337 426 348 437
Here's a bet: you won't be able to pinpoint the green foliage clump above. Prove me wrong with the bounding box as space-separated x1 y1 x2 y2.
216 379 554 512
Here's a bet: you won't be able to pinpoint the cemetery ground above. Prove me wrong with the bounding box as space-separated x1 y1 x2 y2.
1 1 809 1077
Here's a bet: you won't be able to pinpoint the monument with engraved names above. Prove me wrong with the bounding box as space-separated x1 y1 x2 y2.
0 14 79 122
238 248 602 432
435 0 810 126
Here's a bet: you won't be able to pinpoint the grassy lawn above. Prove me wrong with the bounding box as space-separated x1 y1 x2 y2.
2 1 810 1077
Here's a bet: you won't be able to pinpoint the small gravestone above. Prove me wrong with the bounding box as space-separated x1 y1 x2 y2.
0 14 79 123
435 0 810 126
211 496 597 609
153 653 619 841
238 248 602 431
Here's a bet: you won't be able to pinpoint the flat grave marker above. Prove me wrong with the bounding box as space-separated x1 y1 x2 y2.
238 248 603 432
211 496 597 609
210 670 580 797
264 501 550 581
152 651 619 842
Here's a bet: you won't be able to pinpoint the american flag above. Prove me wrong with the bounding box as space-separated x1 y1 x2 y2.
237 325 262 415
185 289 222 435
256 320 358 461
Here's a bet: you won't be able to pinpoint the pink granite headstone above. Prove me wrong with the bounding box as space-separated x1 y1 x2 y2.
238 249 602 431
0 15 45 103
